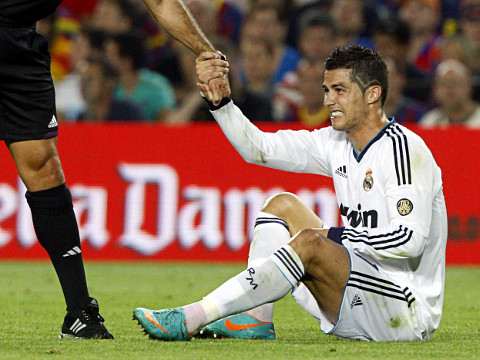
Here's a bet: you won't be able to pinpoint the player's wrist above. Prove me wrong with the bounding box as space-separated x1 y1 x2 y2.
201 94 231 110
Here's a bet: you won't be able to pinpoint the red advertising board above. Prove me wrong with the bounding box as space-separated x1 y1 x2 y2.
0 123 478 264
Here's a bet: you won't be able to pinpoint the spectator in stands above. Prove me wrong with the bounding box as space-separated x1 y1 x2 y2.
459 0 480 47
183 0 244 45
330 0 375 49
90 0 139 34
255 0 295 21
439 34 479 74
296 12 338 63
372 15 432 103
77 57 143 121
215 0 245 44
239 36 276 99
285 0 330 49
55 26 107 121
383 56 428 124
104 31 176 121
399 0 442 75
273 13 337 123
241 4 301 85
420 59 480 128
439 34 480 102
286 59 329 127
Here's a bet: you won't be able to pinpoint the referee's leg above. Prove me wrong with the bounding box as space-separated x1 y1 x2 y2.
7 137 90 311
6 138 113 338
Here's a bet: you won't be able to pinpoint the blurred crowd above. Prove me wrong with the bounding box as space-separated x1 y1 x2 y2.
42 0 480 128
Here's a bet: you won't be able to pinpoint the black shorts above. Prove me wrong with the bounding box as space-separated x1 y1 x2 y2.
0 25 58 141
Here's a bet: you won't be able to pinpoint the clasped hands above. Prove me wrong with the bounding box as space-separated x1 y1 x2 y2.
196 52 231 106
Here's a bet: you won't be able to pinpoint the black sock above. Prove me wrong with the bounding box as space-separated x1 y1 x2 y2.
26 184 89 312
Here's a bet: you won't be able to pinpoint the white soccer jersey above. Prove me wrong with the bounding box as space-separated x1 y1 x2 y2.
210 100 448 337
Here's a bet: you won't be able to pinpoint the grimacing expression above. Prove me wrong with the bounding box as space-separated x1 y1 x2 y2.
322 68 370 132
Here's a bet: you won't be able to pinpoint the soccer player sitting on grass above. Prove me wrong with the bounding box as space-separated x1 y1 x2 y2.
133 45 448 342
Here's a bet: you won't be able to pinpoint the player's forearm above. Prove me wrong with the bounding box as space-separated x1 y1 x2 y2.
211 100 267 164
142 0 216 54
211 100 311 172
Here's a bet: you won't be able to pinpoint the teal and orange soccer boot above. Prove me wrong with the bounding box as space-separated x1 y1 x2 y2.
132 307 192 341
197 312 275 340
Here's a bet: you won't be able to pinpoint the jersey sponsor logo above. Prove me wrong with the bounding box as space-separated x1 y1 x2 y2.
335 165 348 178
48 115 58 128
350 294 363 308
340 203 378 228
397 198 413 216
363 169 374 191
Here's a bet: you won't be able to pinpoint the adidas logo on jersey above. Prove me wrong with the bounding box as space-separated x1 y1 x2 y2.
48 115 58 128
350 294 363 308
335 165 347 178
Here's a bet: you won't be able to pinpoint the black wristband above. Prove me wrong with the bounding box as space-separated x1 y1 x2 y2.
202 96 232 111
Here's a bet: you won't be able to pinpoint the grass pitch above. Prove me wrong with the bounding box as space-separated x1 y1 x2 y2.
0 262 478 360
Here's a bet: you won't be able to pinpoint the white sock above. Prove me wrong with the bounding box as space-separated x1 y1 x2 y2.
182 302 207 335
185 245 304 334
247 212 291 322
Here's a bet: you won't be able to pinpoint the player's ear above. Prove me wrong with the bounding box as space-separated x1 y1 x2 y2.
366 85 382 105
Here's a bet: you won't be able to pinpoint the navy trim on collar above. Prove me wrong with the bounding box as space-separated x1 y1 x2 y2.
352 118 396 162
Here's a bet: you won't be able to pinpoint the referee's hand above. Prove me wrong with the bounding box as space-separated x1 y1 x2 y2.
196 52 230 105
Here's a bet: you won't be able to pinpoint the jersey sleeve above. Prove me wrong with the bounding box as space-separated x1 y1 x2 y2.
332 129 442 259
210 100 333 175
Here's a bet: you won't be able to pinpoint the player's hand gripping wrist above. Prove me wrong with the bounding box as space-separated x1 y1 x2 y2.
196 52 231 105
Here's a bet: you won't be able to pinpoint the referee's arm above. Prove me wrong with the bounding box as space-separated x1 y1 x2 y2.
141 0 216 54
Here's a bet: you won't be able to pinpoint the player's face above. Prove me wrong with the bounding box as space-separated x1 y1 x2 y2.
323 69 368 132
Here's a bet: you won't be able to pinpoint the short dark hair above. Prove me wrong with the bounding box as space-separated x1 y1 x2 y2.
81 26 107 52
108 0 139 28
374 16 411 46
86 56 118 80
325 45 389 106
110 31 145 70
300 12 337 36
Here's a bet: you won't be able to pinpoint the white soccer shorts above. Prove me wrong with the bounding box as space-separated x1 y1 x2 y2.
291 247 431 341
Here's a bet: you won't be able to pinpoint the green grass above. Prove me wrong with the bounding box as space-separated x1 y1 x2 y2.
0 262 479 360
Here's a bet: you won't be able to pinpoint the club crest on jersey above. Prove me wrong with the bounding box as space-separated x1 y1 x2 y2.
363 169 374 191
397 198 413 216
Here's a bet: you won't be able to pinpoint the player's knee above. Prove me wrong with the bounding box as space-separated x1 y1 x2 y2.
262 192 302 219
290 229 328 264
20 155 65 191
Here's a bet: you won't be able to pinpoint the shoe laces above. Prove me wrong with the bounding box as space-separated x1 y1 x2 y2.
81 305 105 324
